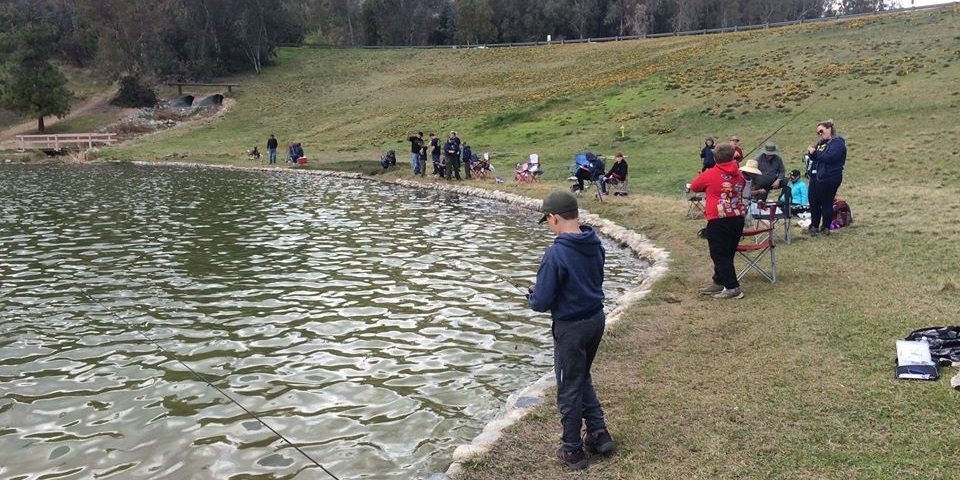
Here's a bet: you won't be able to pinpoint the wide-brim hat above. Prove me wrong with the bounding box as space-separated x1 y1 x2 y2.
539 190 579 224
740 159 762 175
762 142 780 156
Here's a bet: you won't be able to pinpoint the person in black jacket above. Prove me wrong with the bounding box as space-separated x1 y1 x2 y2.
266 134 278 164
443 133 461 180
429 133 442 177
601 152 628 195
806 120 847 236
407 132 425 175
700 136 716 172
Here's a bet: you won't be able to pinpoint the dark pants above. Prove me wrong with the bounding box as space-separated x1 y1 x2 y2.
707 216 745 289
463 159 472 180
445 155 461 180
432 155 441 176
575 168 590 191
554 310 607 449
809 176 842 230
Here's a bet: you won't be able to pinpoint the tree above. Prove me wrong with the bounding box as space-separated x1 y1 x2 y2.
455 0 497 44
0 22 72 132
605 0 650 36
841 0 887 14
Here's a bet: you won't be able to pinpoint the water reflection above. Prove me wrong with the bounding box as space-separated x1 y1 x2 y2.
0 164 647 479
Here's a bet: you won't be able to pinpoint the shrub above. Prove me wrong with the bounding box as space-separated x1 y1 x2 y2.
111 76 158 108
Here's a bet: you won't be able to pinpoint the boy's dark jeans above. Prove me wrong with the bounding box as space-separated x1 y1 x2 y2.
706 215 745 289
553 310 607 449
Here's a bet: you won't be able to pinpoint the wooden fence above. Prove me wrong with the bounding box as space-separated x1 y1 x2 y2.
16 133 117 151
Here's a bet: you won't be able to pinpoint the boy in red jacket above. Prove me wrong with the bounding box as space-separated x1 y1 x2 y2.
689 144 747 299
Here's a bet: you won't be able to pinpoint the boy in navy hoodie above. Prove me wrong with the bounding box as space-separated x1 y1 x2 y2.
528 190 615 470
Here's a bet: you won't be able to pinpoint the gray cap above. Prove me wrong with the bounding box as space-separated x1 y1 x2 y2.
539 190 578 224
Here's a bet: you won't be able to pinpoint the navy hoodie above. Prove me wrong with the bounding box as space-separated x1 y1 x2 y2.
810 135 846 182
528 226 605 322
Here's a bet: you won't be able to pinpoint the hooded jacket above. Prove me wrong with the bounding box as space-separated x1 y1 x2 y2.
689 160 746 221
700 145 715 171
810 136 846 182
528 226 605 323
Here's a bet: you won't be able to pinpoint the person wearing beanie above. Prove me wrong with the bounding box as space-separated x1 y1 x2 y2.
528 190 615 470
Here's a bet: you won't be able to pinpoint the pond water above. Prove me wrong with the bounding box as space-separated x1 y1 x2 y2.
0 164 648 479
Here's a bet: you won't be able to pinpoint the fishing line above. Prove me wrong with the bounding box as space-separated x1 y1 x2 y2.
743 93 822 159
451 259 530 295
68 281 341 480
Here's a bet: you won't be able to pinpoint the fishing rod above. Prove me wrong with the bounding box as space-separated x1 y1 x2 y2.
68 282 341 480
451 259 531 295
743 94 822 159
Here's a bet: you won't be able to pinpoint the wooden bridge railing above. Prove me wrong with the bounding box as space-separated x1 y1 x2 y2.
167 82 240 94
16 133 117 151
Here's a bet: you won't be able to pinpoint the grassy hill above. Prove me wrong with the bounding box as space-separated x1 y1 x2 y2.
105 7 960 479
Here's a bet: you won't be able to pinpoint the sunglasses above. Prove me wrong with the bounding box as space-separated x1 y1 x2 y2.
817 128 827 134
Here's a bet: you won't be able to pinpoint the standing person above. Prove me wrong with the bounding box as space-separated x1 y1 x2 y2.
444 133 461 180
528 190 615 471
806 120 846 236
451 130 461 151
700 136 716 172
419 136 428 177
408 132 425 176
266 134 278 164
461 141 473 180
730 135 743 163
429 133 442 177
689 144 747 299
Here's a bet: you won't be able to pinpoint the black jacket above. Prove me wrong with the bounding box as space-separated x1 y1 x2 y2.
607 160 628 179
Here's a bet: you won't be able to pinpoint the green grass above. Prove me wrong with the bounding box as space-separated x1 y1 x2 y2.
99 7 960 479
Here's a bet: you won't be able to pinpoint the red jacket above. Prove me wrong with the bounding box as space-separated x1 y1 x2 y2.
690 160 746 221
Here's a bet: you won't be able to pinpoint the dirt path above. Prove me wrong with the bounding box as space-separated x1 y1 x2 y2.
0 91 116 147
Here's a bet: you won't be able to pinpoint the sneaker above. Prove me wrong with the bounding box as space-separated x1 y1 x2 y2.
698 283 724 295
556 446 588 470
584 429 616 455
820 227 831 236
713 287 744 299
807 226 819 237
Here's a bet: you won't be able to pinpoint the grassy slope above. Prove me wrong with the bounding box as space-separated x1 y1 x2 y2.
107 7 960 479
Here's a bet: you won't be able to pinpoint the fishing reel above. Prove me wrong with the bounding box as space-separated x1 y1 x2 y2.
802 153 814 179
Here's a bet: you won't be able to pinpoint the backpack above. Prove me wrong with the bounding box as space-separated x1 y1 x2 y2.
832 197 853 228
905 326 960 363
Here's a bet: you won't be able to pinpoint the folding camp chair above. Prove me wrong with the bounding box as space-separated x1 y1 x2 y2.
684 186 705 219
605 175 628 196
737 202 777 283
751 199 791 245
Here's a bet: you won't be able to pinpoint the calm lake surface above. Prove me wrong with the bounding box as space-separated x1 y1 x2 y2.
0 164 648 479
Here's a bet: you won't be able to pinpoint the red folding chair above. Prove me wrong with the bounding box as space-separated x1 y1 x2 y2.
737 202 777 283
752 199 791 245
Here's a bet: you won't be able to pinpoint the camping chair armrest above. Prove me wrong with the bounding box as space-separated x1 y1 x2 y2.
742 227 773 237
